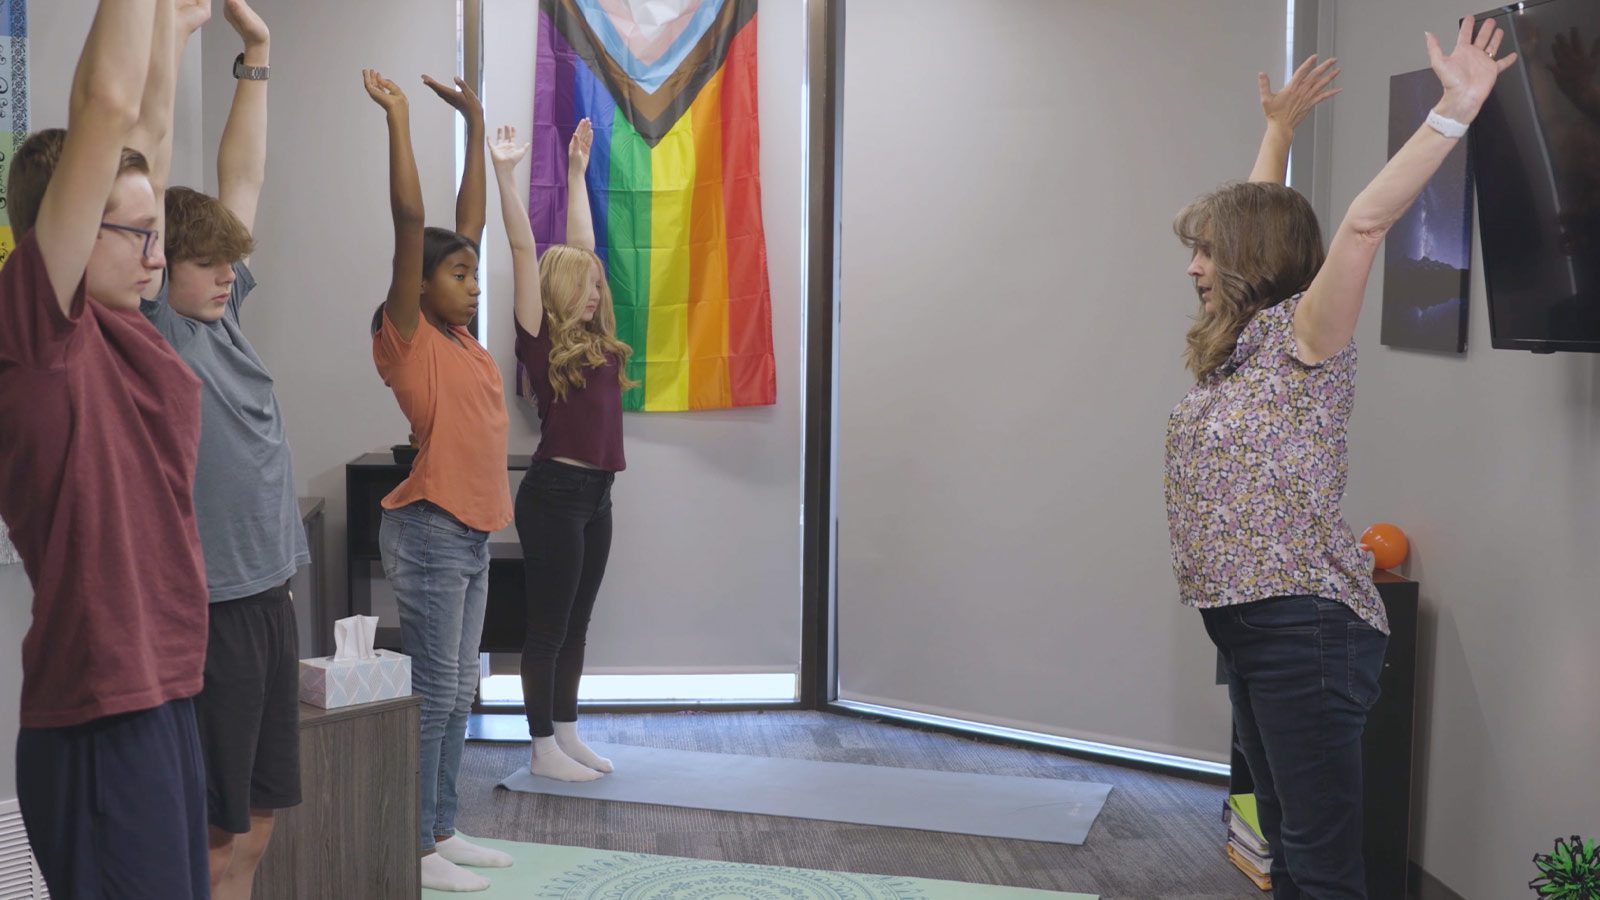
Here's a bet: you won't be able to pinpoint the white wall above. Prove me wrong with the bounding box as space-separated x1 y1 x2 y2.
0 0 207 803
29 3 207 192
476 0 805 672
835 0 1286 762
1326 2 1600 895
198 0 460 652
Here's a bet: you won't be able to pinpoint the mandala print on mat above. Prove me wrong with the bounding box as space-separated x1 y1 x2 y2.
537 854 930 900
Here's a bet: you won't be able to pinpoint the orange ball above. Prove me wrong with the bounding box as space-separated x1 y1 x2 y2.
1360 523 1409 571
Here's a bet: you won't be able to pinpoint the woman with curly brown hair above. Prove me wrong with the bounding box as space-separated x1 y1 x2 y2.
1165 21 1517 898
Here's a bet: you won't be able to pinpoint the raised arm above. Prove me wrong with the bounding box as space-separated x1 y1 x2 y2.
129 0 209 301
423 75 486 246
1249 55 1341 184
364 69 424 340
125 0 184 194
34 0 160 315
565 118 596 251
1294 16 1516 363
490 126 545 336
216 0 270 236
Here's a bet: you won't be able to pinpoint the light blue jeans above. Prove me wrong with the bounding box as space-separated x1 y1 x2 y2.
379 500 490 852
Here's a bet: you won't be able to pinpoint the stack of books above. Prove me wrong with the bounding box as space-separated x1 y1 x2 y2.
1223 793 1272 891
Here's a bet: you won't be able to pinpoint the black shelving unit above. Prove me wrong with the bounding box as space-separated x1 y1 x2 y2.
345 452 533 652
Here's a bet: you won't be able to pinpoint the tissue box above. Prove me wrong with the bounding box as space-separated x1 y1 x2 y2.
299 650 412 709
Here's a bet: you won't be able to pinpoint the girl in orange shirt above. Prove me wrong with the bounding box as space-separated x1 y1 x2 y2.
363 69 514 893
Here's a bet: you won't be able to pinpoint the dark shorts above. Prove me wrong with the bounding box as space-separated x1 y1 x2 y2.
16 697 210 899
193 581 303 834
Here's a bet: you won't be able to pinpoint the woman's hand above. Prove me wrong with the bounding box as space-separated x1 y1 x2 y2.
1259 55 1341 133
1427 15 1519 123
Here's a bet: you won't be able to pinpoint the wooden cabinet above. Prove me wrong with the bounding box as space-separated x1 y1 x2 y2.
253 696 423 900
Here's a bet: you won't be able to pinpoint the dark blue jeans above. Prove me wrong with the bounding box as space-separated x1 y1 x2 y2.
1202 595 1388 900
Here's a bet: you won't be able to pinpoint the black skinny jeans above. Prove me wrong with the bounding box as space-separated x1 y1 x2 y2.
516 459 615 738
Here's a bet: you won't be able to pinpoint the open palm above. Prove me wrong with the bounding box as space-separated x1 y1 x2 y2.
1427 15 1518 116
1260 55 1341 131
490 125 530 169
568 118 593 175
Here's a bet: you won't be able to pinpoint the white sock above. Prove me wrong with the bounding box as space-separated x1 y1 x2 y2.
434 834 514 869
529 735 603 782
420 852 490 892
553 721 614 773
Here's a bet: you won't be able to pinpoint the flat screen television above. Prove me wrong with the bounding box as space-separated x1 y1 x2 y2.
1471 0 1600 353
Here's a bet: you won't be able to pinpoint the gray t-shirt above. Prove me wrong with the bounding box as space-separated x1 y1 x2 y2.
142 262 309 602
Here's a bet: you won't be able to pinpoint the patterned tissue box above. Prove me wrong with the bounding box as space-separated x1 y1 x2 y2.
298 650 412 709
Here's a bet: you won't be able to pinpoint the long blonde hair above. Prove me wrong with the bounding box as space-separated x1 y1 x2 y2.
1173 182 1325 380
538 244 638 401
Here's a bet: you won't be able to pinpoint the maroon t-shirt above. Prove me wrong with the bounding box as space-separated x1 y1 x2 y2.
514 314 626 471
0 232 209 729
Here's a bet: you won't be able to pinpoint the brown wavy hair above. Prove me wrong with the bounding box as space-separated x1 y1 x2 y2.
1173 182 1325 380
538 244 637 401
165 187 255 264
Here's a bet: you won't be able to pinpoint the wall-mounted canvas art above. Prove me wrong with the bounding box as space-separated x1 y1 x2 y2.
1381 67 1473 354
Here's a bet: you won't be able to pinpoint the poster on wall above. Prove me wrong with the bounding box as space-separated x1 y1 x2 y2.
0 0 23 566
528 0 776 412
1381 67 1473 354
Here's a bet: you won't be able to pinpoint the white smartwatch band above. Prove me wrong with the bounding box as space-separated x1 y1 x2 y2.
1425 110 1468 139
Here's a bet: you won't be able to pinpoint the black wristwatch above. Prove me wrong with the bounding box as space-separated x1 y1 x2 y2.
233 52 270 81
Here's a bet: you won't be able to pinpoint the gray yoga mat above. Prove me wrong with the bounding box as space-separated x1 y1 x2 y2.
496 742 1112 845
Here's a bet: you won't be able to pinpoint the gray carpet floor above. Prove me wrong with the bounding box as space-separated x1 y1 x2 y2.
452 710 1266 900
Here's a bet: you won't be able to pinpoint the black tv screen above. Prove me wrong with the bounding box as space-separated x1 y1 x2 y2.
1472 0 1600 353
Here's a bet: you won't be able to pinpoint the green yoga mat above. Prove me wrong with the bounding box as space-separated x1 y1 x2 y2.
424 836 1098 899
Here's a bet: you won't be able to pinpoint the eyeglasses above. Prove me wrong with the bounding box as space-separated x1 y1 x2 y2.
100 222 162 259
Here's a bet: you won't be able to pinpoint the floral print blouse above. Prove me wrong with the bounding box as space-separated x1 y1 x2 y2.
1164 294 1388 634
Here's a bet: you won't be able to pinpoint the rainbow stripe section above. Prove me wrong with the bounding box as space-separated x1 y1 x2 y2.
530 0 775 412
